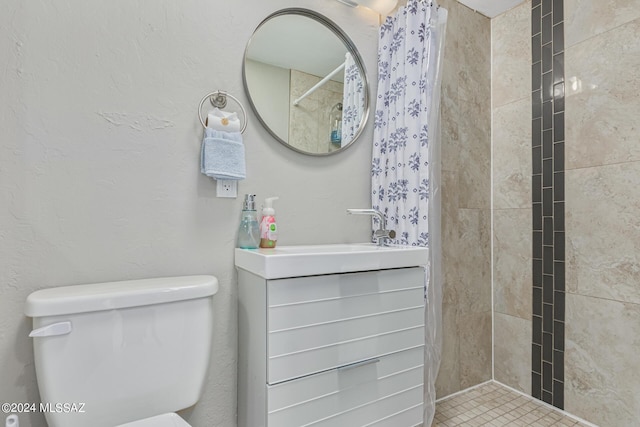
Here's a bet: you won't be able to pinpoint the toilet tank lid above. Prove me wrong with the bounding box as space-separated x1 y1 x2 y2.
25 275 219 317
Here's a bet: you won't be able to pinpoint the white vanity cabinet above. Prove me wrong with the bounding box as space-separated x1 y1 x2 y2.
235 244 428 427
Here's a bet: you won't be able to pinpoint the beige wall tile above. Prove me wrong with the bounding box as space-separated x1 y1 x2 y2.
565 18 640 169
458 310 492 388
456 5 492 211
456 209 492 314
492 0 531 108
565 293 640 426
566 161 640 304
458 101 491 209
494 313 532 394
436 0 493 399
458 4 491 105
490 7 533 405
441 59 460 173
436 303 462 397
440 169 461 399
565 0 640 48
493 209 532 319
439 0 462 68
489 1 534 408
290 70 343 154
442 170 461 304
492 98 532 209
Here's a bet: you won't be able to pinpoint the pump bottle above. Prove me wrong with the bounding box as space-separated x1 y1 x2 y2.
259 197 279 248
237 194 260 249
330 102 343 146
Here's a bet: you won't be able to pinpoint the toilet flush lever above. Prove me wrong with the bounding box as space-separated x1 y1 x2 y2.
29 321 72 338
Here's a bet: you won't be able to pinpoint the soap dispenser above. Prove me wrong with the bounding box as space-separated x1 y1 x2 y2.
237 194 260 249
329 102 343 146
259 197 279 248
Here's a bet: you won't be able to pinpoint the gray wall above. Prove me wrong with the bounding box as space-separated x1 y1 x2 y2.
0 1 379 426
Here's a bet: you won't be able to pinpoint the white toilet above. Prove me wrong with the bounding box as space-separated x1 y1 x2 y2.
24 275 218 427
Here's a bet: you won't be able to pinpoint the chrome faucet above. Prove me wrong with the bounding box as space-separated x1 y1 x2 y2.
346 208 396 246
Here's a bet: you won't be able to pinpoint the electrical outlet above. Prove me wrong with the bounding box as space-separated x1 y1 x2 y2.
216 179 238 198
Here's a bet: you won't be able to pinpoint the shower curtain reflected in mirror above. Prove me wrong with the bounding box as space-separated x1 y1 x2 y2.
371 1 447 424
341 52 366 146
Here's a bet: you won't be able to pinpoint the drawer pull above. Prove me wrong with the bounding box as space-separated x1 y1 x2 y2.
337 357 380 372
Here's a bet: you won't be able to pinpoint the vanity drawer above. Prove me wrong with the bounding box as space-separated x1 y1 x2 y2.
267 346 424 427
267 267 425 384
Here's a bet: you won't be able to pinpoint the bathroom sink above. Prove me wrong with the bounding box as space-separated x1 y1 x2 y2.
234 243 428 279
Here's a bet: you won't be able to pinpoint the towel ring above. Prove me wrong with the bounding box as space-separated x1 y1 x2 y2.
198 90 248 134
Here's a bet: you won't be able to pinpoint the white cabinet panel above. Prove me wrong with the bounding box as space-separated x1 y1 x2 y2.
268 287 423 331
267 268 425 384
269 327 423 384
269 306 424 354
268 347 424 427
237 266 426 427
267 268 425 307
362 405 423 427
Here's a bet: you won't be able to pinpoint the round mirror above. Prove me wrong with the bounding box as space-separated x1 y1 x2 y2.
243 9 369 156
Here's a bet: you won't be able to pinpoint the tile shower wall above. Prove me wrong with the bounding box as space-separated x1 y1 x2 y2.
493 0 640 425
492 0 565 406
564 0 640 425
436 0 493 397
289 70 344 154
491 0 533 397
530 0 565 408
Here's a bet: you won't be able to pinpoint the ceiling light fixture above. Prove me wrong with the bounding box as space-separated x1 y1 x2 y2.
335 0 398 16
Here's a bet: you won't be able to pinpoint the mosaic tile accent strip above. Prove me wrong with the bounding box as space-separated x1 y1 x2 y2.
532 0 565 409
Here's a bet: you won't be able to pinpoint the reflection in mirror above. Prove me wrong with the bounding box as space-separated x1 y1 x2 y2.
243 9 369 156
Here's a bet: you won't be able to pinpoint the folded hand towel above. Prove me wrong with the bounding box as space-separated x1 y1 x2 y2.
206 108 241 133
200 128 246 180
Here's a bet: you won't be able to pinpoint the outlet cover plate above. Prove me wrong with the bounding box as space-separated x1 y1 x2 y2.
216 179 238 198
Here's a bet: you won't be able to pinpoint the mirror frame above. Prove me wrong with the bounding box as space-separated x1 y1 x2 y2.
242 8 370 156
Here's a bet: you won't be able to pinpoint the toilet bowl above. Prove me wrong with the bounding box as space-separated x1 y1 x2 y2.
25 275 218 427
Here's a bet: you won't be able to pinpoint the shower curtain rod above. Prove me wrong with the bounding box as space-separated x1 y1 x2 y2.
292 61 346 106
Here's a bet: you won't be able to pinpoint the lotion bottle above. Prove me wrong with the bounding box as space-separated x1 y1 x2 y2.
237 194 260 249
259 197 279 248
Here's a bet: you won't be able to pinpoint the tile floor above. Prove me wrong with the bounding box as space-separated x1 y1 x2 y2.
433 382 593 427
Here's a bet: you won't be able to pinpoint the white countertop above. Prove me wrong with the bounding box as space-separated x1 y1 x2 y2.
235 243 429 279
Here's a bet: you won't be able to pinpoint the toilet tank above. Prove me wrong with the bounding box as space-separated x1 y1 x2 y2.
24 275 218 427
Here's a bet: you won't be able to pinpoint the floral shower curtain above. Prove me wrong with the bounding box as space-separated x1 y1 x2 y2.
371 0 447 424
341 52 365 146
372 0 440 245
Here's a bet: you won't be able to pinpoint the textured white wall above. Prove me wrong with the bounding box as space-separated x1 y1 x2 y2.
0 1 379 426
